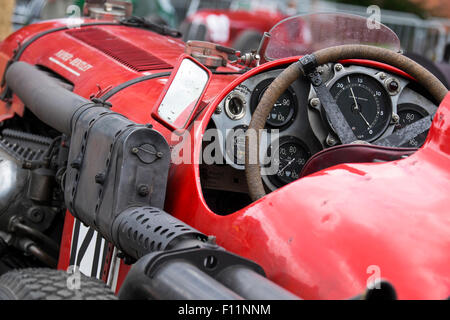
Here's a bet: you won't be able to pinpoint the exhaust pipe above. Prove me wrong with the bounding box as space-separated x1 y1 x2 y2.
115 206 300 300
5 61 90 134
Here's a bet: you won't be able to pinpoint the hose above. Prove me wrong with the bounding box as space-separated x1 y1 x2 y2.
9 219 59 254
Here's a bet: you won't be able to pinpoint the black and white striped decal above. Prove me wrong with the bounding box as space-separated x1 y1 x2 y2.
70 219 109 279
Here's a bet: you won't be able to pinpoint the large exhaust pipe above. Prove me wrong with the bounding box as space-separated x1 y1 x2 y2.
115 206 300 300
5 61 90 134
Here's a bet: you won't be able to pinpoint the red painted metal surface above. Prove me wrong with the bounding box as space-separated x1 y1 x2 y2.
0 19 185 123
1 19 449 300
115 261 131 295
66 27 174 71
165 88 450 300
160 55 450 299
57 210 75 271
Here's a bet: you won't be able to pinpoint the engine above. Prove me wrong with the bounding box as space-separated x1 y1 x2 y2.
0 128 65 269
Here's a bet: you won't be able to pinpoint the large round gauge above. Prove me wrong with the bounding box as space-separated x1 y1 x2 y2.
329 73 392 141
267 136 310 187
251 78 297 128
395 103 429 148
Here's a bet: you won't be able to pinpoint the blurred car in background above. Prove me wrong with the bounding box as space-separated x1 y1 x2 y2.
12 0 178 30
180 0 298 52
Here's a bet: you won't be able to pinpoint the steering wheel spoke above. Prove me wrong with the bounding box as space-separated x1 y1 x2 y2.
374 113 434 147
308 71 358 144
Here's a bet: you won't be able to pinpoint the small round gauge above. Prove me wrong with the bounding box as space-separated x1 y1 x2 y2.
251 78 297 128
395 103 429 148
329 73 392 142
267 137 311 187
225 95 246 120
226 125 247 165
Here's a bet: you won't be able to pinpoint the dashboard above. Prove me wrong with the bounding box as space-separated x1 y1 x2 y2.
203 63 438 195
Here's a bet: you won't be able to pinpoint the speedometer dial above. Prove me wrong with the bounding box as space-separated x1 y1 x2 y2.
329 73 392 141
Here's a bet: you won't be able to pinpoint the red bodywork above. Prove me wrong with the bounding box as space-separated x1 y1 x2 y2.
182 8 286 47
0 19 449 300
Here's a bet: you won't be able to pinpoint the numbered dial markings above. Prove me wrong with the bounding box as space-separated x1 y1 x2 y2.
251 79 297 128
395 103 429 148
329 73 392 141
268 137 310 187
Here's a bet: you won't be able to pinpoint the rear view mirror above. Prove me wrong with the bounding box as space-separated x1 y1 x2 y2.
153 55 211 130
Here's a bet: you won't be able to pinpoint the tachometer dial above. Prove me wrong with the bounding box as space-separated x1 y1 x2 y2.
395 103 429 148
329 73 392 141
267 137 310 187
251 78 297 128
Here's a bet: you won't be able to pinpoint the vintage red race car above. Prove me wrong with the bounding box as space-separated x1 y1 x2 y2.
0 11 448 300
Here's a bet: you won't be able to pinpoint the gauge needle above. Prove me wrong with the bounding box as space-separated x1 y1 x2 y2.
279 158 296 174
349 86 371 127
358 110 371 127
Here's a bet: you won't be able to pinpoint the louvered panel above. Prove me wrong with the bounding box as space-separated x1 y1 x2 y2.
66 28 173 72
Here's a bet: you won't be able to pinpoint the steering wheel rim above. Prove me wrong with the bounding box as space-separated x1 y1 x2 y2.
245 44 448 201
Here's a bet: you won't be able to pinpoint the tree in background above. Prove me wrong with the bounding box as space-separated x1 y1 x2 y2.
332 0 427 18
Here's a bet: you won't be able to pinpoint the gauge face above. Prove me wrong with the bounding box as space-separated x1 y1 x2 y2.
329 73 392 141
268 137 310 187
251 78 297 128
395 103 429 148
226 125 247 165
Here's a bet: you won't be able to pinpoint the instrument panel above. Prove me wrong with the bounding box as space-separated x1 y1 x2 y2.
208 63 438 192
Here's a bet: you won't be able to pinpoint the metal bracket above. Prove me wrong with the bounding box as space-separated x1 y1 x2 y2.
143 245 265 279
374 113 434 147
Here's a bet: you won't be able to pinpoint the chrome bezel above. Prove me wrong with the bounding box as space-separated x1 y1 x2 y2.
308 64 409 146
224 92 246 121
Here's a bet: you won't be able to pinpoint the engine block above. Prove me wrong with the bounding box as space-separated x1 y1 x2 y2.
0 129 58 232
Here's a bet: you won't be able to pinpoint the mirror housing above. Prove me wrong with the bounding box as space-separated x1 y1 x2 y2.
152 55 211 130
